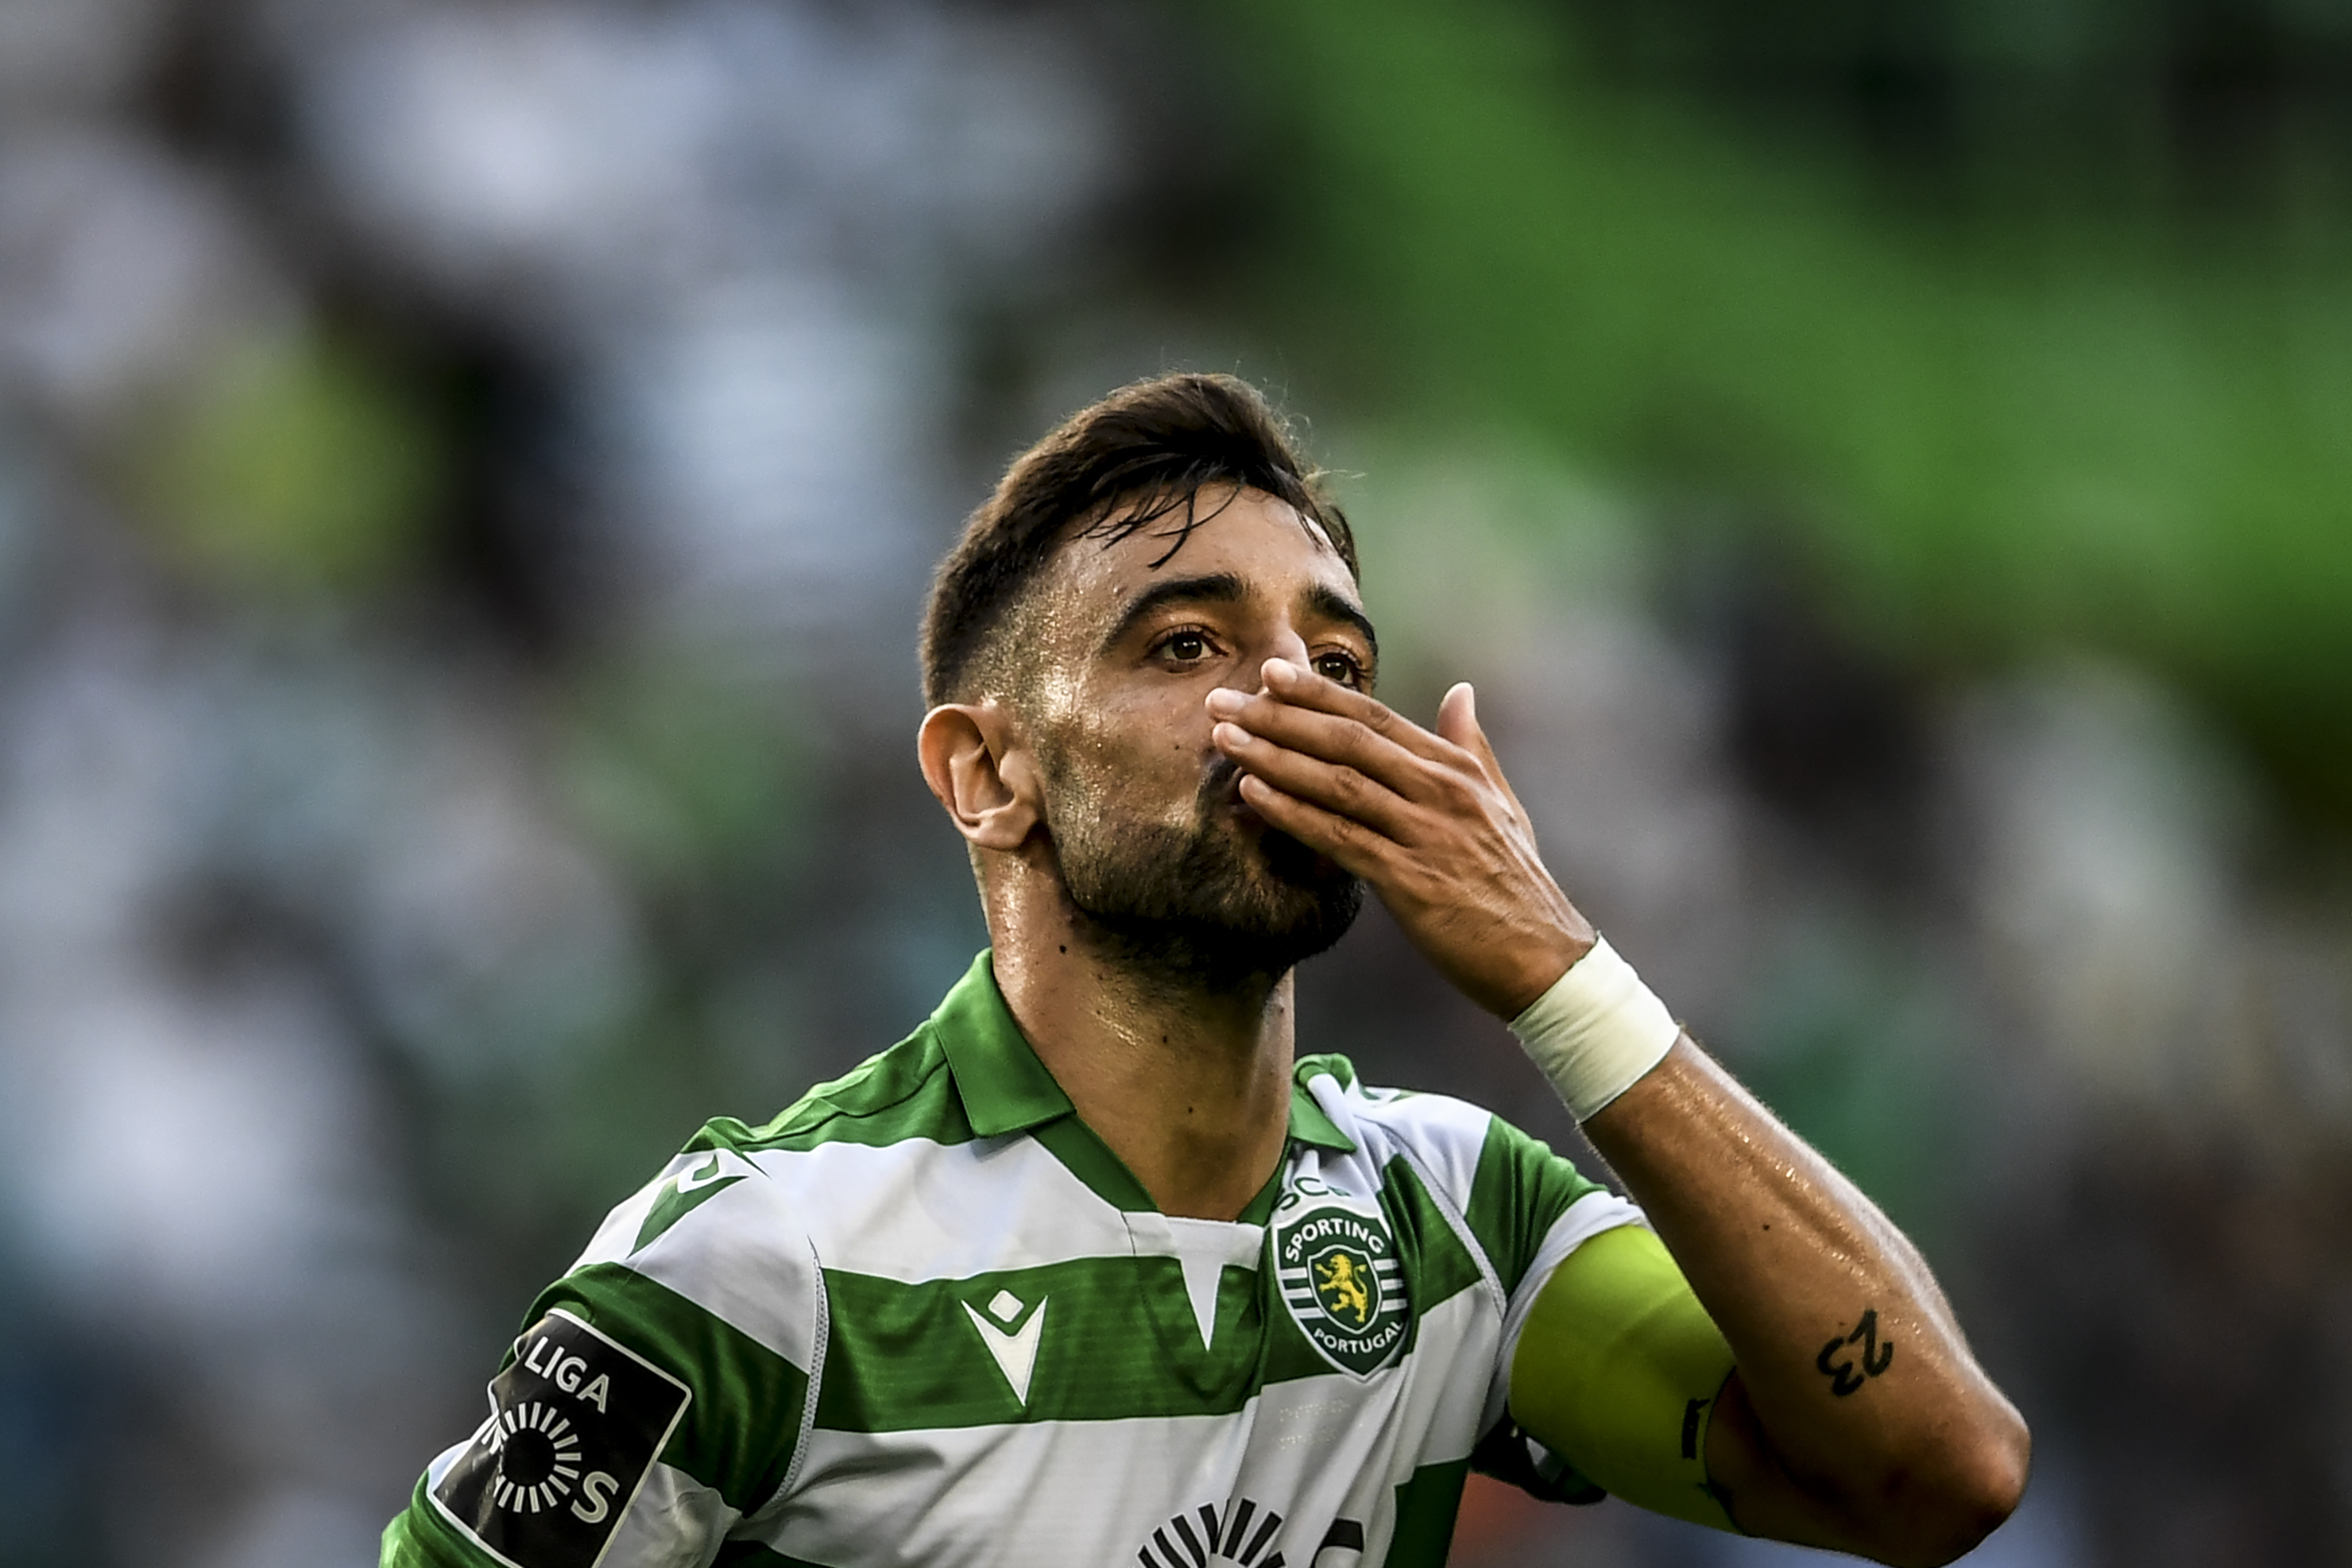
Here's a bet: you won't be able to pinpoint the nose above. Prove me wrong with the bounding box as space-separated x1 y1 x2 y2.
1257 625 1312 689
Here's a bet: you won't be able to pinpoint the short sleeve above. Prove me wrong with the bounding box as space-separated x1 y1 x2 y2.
1458 1115 1646 1445
1503 1226 1739 1532
383 1143 822 1568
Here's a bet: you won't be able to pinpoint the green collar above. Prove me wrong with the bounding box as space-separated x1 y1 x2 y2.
930 951 1357 1154
931 951 1074 1138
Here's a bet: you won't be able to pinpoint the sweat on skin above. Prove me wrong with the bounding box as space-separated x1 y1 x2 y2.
919 485 2028 1566
382 412 2027 1568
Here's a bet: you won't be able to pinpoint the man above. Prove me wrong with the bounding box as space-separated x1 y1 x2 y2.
384 374 2027 1568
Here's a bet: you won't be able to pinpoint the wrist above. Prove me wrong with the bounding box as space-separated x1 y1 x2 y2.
1488 932 1594 1020
1508 936 1681 1121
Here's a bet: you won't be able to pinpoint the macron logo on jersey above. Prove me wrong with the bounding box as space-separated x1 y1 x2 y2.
961 1288 1047 1405
633 1153 746 1254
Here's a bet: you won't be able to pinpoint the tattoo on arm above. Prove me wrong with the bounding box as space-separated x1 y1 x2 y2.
1815 1307 1894 1397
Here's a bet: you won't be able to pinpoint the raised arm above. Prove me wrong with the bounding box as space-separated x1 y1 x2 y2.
1206 659 2028 1565
1579 1035 2025 1563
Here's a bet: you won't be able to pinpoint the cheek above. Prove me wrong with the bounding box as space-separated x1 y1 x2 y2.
1027 659 1087 730
1053 694 1211 819
1072 678 1209 751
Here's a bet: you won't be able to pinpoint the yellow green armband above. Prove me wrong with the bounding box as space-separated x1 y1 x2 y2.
1508 1225 1741 1533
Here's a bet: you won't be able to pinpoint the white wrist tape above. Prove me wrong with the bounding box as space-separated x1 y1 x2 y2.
1509 936 1681 1121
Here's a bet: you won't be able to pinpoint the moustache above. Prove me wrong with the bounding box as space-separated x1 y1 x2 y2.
1200 753 1247 808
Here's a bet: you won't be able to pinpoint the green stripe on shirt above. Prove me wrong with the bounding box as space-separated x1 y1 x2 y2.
537 1263 809 1512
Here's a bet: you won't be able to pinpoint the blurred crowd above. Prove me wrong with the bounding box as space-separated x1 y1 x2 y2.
0 3 2347 1567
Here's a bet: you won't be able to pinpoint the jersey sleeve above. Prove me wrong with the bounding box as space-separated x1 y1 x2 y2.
1451 1112 1648 1500
1507 1225 1739 1531
382 1143 822 1568
1458 1114 1645 1411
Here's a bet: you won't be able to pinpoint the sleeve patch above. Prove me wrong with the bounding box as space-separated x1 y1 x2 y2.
430 1308 692 1568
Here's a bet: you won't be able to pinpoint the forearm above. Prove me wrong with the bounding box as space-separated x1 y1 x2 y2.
1197 665 2027 1556
1583 1040 2028 1563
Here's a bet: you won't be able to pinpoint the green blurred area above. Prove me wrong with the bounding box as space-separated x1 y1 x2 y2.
560 658 815 895
1213 0 2352 822
132 329 444 595
87 0 2343 1288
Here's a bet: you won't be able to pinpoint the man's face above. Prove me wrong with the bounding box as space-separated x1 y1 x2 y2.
1017 486 1377 984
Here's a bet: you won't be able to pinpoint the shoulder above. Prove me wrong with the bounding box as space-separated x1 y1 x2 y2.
718 1019 970 1156
1294 1052 1620 1296
559 1025 971 1349
1294 1051 1504 1205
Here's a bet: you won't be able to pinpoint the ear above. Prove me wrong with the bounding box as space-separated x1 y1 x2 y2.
917 701 1042 851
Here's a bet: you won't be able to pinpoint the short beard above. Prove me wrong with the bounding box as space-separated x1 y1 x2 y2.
1046 756 1364 993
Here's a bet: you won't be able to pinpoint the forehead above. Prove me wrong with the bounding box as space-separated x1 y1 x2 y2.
1040 486 1359 626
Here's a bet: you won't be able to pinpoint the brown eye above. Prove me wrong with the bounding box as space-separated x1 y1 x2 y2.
1312 652 1365 687
1163 631 1208 662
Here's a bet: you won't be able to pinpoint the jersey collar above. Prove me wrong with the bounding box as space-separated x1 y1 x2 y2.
931 951 1073 1138
931 951 1358 1154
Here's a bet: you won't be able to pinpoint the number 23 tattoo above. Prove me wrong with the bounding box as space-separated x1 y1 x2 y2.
1817 1307 1894 1397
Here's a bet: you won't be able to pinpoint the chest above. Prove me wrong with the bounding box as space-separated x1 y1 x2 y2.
766 1190 1502 1568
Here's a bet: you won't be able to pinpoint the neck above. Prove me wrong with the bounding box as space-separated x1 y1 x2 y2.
985 873 1296 1221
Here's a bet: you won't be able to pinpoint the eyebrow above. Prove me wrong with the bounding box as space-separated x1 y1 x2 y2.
1098 572 1381 661
1305 583 1381 660
1100 573 1244 655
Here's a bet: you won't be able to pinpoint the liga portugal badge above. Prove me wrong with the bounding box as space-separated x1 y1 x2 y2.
1273 1178 1410 1377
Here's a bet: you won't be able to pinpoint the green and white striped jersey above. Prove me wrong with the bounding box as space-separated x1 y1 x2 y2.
384 953 1645 1568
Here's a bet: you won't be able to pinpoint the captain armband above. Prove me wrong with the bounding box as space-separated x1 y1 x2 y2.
1508 937 1681 1121
1509 1226 1740 1534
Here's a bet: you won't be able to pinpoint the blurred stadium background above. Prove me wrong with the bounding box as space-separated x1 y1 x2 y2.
2 1 2349 1563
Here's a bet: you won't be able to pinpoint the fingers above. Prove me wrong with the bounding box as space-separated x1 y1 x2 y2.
1208 662 1535 851
1436 681 1531 820
1213 717 1420 840
1435 683 1485 760
1233 772 1392 878
1258 659 1462 766
1211 684 1454 811
1212 659 1472 771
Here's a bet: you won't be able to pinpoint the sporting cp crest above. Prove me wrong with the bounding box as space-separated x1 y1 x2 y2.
1272 1178 1410 1377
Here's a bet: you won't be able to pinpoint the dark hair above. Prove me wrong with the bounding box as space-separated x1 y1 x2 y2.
920 372 1356 706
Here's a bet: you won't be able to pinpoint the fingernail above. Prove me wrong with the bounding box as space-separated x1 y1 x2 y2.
1264 659 1298 686
1212 721 1247 749
1205 688 1247 717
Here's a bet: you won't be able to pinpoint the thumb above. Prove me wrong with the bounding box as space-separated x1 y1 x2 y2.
1437 682 1493 764
1438 681 1528 811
